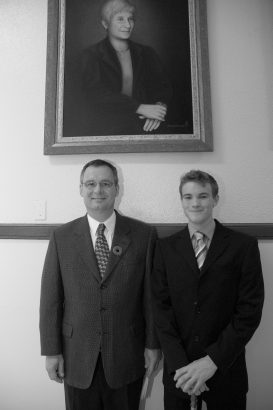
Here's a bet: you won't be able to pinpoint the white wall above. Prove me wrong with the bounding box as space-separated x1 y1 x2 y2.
0 0 273 408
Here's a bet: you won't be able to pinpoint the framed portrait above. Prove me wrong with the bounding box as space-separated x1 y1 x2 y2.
44 0 213 154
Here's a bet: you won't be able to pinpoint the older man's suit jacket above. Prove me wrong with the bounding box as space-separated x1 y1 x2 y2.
152 220 264 399
40 212 158 389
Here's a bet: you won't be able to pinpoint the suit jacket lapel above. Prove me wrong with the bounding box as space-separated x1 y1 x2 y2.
200 220 231 276
130 41 143 87
102 212 131 283
73 215 101 283
100 38 122 76
175 226 199 275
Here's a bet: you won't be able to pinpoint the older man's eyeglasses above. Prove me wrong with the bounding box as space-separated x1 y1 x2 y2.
82 181 114 190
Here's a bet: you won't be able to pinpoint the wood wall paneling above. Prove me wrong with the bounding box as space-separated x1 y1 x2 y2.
0 223 272 240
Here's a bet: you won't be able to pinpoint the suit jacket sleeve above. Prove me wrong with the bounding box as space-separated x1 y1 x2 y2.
152 240 189 372
206 237 264 373
140 46 172 105
39 231 64 356
143 227 160 349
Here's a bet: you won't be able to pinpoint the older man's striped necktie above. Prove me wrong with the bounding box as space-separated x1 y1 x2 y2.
95 223 110 279
194 231 207 269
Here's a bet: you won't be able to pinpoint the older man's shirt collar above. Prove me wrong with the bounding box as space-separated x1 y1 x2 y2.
87 212 116 249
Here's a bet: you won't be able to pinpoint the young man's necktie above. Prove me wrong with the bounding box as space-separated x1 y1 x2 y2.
194 231 207 269
95 223 110 278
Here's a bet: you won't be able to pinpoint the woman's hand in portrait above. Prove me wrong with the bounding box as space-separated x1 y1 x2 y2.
142 118 161 132
136 103 167 122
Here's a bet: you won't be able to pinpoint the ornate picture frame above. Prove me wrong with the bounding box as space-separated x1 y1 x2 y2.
44 0 213 154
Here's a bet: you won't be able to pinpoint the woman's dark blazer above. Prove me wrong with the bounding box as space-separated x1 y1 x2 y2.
152 220 264 400
81 38 172 135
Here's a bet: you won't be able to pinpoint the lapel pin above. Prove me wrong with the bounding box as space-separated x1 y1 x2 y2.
113 245 122 256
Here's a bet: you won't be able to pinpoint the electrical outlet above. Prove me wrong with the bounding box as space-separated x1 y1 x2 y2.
34 200 47 221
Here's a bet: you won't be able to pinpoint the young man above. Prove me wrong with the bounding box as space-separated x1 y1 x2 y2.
40 159 160 410
152 170 264 410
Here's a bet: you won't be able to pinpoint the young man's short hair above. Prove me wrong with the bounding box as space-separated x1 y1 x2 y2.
179 170 219 198
101 0 136 24
80 159 119 186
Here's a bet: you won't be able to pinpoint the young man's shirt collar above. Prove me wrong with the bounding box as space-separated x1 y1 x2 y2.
188 219 216 249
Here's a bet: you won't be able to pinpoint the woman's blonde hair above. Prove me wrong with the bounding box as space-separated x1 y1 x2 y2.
101 0 136 24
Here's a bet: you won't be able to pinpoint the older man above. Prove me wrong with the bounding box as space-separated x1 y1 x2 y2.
40 159 160 410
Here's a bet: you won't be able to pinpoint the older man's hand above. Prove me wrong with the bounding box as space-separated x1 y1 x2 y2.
144 348 162 378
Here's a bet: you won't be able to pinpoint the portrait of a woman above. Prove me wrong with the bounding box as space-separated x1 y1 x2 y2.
82 0 172 135
62 0 193 138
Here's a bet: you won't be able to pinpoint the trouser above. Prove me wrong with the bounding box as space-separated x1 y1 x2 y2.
64 355 143 410
164 388 247 410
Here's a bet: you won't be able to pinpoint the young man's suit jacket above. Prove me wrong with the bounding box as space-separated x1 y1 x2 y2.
152 220 264 399
40 212 158 389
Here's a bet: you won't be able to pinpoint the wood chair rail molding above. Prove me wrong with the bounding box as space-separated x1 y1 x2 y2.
0 223 273 240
